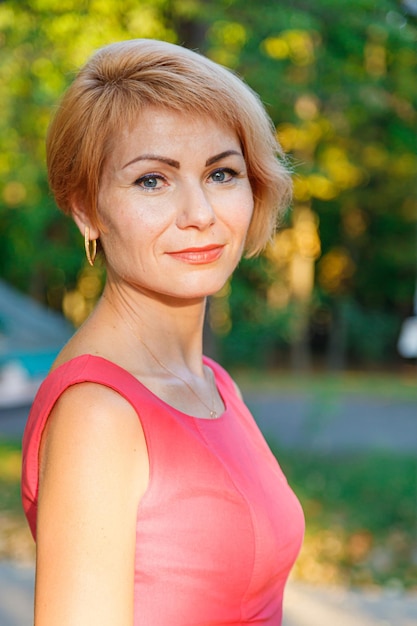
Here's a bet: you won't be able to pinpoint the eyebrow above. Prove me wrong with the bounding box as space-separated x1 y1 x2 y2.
123 154 180 169
122 149 243 170
205 150 243 166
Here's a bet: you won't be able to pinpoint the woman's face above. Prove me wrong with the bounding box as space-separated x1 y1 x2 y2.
96 107 254 302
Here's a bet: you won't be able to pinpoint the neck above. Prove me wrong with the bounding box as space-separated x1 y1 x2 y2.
99 281 208 375
78 279 223 419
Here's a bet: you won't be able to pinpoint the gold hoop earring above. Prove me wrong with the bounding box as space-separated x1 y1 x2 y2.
84 226 97 267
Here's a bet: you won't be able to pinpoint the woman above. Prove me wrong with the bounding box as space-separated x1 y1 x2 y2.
21 39 304 625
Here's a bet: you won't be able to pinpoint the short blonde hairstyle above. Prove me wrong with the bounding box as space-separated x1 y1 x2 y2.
47 39 292 257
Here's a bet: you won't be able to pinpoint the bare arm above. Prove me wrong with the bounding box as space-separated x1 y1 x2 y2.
35 383 149 626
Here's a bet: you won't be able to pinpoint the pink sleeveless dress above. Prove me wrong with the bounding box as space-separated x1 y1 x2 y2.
22 354 304 625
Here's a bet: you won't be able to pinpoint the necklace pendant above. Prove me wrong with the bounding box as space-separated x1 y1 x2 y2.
210 410 218 419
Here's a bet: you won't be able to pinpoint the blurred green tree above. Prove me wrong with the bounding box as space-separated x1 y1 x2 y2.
204 0 417 368
1 0 416 368
0 0 174 303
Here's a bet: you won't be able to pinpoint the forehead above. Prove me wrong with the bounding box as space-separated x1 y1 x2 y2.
110 107 242 160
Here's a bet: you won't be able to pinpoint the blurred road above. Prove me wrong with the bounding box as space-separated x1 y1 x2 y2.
0 405 30 441
2 391 417 451
283 581 417 626
246 392 417 453
0 562 34 626
1 390 416 625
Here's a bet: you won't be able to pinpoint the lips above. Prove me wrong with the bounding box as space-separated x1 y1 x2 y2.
167 244 225 264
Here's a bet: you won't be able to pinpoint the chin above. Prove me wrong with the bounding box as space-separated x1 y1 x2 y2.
180 278 231 299
158 283 228 304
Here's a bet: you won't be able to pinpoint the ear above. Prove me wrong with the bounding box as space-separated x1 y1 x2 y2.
71 195 100 241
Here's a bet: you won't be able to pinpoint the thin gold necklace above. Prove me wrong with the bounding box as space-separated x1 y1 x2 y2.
111 302 219 419
136 335 219 419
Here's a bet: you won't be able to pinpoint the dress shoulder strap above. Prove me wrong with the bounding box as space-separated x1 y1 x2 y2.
23 354 141 450
203 355 238 395
21 354 143 538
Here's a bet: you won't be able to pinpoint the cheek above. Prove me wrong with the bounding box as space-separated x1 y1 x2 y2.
237 190 255 231
99 198 167 238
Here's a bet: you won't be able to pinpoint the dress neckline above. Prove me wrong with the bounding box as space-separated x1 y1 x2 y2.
50 353 228 422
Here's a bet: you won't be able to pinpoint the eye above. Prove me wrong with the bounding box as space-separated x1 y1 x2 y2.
208 168 238 184
135 174 166 190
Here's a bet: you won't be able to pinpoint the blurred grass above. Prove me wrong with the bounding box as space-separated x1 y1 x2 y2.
232 366 417 401
0 439 22 512
276 448 417 590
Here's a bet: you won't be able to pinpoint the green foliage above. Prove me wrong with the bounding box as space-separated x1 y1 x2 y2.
344 299 402 362
206 0 417 366
0 0 174 299
1 0 416 366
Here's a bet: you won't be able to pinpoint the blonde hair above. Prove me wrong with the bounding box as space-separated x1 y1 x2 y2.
47 39 292 256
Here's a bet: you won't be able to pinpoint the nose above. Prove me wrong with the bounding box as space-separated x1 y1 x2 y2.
176 181 216 230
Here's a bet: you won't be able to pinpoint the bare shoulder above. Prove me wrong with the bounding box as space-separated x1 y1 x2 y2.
40 381 148 491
